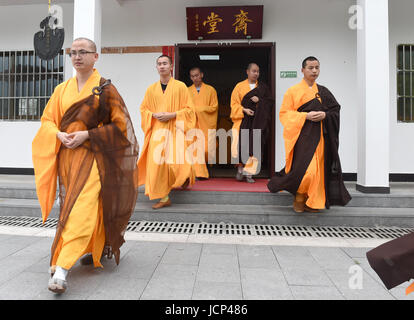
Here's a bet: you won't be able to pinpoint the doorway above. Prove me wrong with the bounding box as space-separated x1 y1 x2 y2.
175 42 275 178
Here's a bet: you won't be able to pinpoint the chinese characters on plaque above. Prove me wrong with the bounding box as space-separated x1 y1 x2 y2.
186 6 263 40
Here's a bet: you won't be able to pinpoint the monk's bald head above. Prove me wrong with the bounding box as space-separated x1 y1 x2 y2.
72 37 97 52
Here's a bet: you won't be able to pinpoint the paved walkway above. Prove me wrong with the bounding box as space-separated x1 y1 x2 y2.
0 226 412 300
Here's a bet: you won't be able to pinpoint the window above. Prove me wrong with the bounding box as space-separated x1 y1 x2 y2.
0 50 64 121
397 44 414 123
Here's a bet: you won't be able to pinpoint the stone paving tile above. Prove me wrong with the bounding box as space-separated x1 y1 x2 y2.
324 268 395 300
290 285 345 300
308 247 356 271
281 266 333 287
192 280 243 300
271 246 317 269
237 245 280 269
161 243 202 266
9 237 51 259
341 247 371 259
0 236 44 260
240 267 293 300
202 243 237 255
0 271 48 300
389 286 414 300
141 264 198 300
197 253 240 284
87 276 148 300
0 255 45 287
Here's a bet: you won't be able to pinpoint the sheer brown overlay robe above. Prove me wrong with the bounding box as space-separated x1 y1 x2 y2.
33 78 139 265
237 82 273 171
267 85 351 209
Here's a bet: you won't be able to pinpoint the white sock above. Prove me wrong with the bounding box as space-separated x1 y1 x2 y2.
238 166 243 173
53 266 68 281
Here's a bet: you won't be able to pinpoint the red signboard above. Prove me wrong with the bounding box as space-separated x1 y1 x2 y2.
186 5 263 40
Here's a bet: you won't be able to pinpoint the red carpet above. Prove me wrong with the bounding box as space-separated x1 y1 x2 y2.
184 178 270 193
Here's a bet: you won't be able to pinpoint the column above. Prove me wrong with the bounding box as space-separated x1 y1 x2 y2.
356 0 390 193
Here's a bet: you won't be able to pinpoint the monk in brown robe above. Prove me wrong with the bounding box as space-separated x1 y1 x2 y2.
32 38 139 294
267 57 350 212
230 63 273 183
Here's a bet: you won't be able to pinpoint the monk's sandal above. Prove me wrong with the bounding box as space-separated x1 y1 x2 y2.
48 277 67 294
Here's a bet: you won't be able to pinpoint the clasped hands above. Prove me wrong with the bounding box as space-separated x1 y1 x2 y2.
306 111 326 122
243 96 260 116
152 112 176 122
57 131 89 149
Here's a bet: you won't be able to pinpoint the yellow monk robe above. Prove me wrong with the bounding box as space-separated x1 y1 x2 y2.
188 83 218 178
32 69 105 269
138 78 196 200
230 79 260 174
279 78 325 209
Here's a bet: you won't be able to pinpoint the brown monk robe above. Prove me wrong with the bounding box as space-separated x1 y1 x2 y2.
236 81 273 177
32 38 139 294
267 57 350 212
367 232 414 295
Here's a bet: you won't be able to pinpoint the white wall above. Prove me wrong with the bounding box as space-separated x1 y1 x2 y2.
0 0 413 174
389 0 414 173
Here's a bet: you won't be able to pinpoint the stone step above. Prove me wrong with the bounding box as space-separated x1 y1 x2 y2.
0 198 413 228
1 185 414 208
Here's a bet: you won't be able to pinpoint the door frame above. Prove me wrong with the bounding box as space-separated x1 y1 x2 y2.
174 42 276 177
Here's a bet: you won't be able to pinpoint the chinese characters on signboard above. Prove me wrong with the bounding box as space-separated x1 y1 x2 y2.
186 6 263 40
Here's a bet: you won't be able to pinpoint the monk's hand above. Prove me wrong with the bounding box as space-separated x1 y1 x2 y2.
57 132 72 146
157 112 176 122
65 131 89 149
306 111 325 122
250 96 259 103
243 108 255 116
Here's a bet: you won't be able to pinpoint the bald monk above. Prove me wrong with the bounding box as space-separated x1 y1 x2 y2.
188 67 218 179
138 55 196 209
32 38 139 294
230 63 273 183
267 56 351 212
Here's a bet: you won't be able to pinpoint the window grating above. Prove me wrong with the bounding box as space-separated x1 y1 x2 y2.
397 44 414 123
0 50 64 121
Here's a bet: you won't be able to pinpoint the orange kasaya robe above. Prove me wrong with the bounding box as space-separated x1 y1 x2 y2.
32 69 106 270
188 82 218 178
137 78 196 200
279 78 325 209
230 79 259 174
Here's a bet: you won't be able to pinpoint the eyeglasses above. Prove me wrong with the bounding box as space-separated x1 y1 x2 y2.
68 50 96 58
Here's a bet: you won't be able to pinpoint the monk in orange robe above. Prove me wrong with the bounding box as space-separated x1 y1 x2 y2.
32 38 139 294
188 67 218 179
230 63 273 183
137 55 196 209
267 56 350 212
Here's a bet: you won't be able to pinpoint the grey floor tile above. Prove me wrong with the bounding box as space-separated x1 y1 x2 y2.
192 281 243 300
240 267 293 300
197 253 240 283
0 255 45 286
341 247 371 259
237 245 280 269
141 264 197 300
281 266 333 287
389 286 414 300
87 277 148 300
161 243 202 266
202 243 237 256
325 269 395 300
0 271 48 300
308 247 356 271
290 285 345 300
272 246 316 269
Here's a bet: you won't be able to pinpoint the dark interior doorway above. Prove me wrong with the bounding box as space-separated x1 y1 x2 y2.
175 42 275 178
